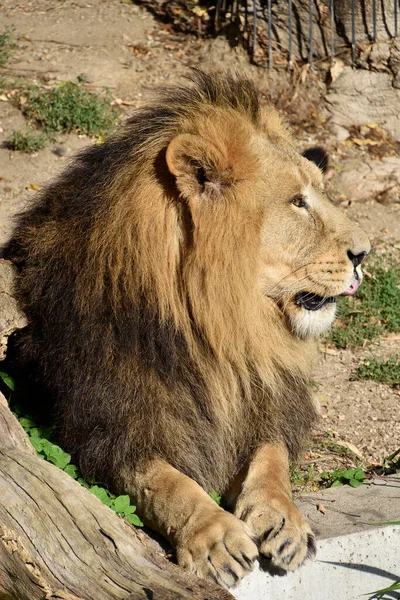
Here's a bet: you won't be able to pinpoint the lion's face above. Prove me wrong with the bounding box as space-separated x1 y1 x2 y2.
166 107 370 341
256 142 370 338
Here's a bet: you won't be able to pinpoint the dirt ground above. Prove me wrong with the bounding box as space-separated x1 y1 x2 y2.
0 0 399 473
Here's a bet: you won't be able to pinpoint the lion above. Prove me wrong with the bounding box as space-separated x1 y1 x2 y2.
3 71 370 588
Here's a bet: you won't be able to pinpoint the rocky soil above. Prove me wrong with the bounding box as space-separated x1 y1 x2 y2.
0 0 399 473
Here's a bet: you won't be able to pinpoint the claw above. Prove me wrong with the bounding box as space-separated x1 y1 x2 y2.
306 534 317 560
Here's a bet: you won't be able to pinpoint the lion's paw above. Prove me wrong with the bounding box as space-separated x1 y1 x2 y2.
236 497 316 571
176 510 258 588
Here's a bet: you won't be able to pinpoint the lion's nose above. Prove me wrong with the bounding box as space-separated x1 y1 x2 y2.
347 250 367 268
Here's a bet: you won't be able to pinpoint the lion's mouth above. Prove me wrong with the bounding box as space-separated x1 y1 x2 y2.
295 292 337 311
296 272 361 312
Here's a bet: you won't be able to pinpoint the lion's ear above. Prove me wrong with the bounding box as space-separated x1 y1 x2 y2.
165 133 232 199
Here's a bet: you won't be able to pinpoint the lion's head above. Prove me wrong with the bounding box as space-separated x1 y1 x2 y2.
162 72 370 344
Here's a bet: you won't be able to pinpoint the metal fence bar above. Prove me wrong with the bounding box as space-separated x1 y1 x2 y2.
351 0 356 65
395 0 398 36
309 0 313 68
215 0 222 29
252 0 257 58
372 0 377 39
288 0 293 69
330 0 335 63
267 0 272 68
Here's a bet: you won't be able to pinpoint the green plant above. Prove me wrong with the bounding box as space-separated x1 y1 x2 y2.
290 465 319 491
363 522 400 598
16 406 143 526
321 467 366 488
352 356 400 389
0 371 16 391
4 128 48 152
0 372 142 527
0 27 14 68
209 490 222 505
17 80 118 136
364 578 400 599
331 253 400 348
314 438 360 459
379 447 400 475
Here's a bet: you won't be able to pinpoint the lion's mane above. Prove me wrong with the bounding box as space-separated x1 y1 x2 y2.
4 72 317 493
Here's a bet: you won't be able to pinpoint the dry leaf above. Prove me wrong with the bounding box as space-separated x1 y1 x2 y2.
319 346 339 356
354 138 382 147
26 183 41 191
300 64 310 84
317 503 327 514
318 394 329 407
334 440 363 459
330 59 344 83
342 138 382 147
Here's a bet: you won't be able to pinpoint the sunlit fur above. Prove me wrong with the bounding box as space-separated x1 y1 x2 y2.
3 71 369 498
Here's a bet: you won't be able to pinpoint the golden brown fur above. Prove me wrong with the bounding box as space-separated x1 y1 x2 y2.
3 71 370 586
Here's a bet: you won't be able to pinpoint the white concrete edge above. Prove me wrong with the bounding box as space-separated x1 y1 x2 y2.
233 525 400 600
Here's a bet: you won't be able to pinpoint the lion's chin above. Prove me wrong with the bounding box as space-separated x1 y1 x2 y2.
289 301 337 338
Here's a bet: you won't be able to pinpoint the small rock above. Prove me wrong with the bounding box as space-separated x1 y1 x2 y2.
336 156 400 202
369 42 391 72
326 67 400 142
77 73 94 84
330 122 350 142
52 147 68 157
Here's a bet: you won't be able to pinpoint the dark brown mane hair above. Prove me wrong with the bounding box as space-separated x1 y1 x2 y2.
3 71 317 493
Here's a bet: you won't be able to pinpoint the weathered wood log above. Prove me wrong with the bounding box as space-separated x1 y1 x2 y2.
0 258 27 360
0 396 235 600
0 259 234 600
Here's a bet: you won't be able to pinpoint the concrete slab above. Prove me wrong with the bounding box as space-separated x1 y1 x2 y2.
233 477 400 600
297 476 400 540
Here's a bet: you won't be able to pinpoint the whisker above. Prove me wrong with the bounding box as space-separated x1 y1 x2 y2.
275 271 330 300
295 275 330 302
274 272 331 316
268 262 319 294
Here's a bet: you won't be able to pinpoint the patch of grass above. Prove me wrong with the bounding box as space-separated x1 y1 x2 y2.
320 467 366 488
352 355 400 388
384 447 400 472
17 80 118 136
290 465 320 491
4 128 48 153
330 252 400 348
314 438 359 459
0 27 14 67
0 372 143 527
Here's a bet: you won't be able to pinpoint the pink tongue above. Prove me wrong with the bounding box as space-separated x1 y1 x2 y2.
342 279 360 296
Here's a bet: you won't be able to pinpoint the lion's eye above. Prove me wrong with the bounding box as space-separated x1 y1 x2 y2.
291 195 308 209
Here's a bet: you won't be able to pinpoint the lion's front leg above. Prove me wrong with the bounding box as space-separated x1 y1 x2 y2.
123 458 258 587
226 442 316 571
